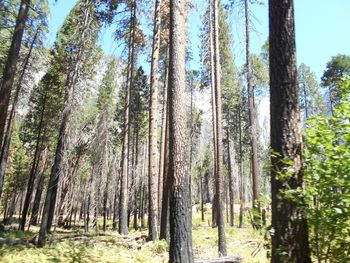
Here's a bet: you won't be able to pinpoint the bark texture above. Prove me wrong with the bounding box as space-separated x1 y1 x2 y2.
158 58 169 227
269 0 311 261
168 0 193 261
148 0 162 241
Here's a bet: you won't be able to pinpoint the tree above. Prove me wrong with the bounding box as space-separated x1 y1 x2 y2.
298 63 326 119
168 0 193 261
0 0 31 153
148 0 162 241
95 58 117 232
38 0 100 246
321 54 350 112
244 0 259 217
119 0 136 236
218 1 241 228
269 0 311 261
212 0 227 256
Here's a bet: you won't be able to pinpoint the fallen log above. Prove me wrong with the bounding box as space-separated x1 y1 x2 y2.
195 256 241 263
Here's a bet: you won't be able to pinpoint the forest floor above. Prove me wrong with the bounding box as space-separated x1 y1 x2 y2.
0 210 268 263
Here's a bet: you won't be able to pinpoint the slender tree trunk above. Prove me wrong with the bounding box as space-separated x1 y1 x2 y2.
213 0 227 256
0 0 30 152
168 0 193 261
103 159 110 232
18 192 24 222
158 51 169 226
200 175 204 221
244 0 259 214
148 0 162 241
133 129 139 231
112 160 121 230
3 196 8 224
209 0 218 229
238 104 244 228
119 1 136 235
140 143 148 229
269 0 311 261
159 85 170 240
189 76 194 203
226 127 234 227
129 127 136 230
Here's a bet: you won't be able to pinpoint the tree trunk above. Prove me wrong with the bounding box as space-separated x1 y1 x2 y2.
244 0 259 214
226 128 234 227
158 50 169 226
159 83 170 240
209 0 218 229
168 0 193 261
269 0 311 261
133 128 139 231
148 0 162 241
112 160 121 230
103 157 110 232
200 175 204 221
119 1 136 236
0 0 30 152
213 0 227 256
238 104 244 228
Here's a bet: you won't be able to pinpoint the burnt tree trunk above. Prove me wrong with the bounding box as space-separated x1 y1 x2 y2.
168 0 193 261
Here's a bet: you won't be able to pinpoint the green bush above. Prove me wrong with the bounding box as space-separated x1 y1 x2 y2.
304 78 350 262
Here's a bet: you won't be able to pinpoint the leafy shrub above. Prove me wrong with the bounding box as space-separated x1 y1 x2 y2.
304 78 350 262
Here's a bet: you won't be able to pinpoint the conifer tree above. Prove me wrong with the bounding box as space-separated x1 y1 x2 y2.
38 0 100 246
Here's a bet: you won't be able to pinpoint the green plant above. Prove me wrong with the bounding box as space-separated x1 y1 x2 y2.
304 78 350 262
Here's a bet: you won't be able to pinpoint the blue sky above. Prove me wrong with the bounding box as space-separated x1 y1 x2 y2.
48 0 350 81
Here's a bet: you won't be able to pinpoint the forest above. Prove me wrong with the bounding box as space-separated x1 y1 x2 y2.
0 0 349 262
